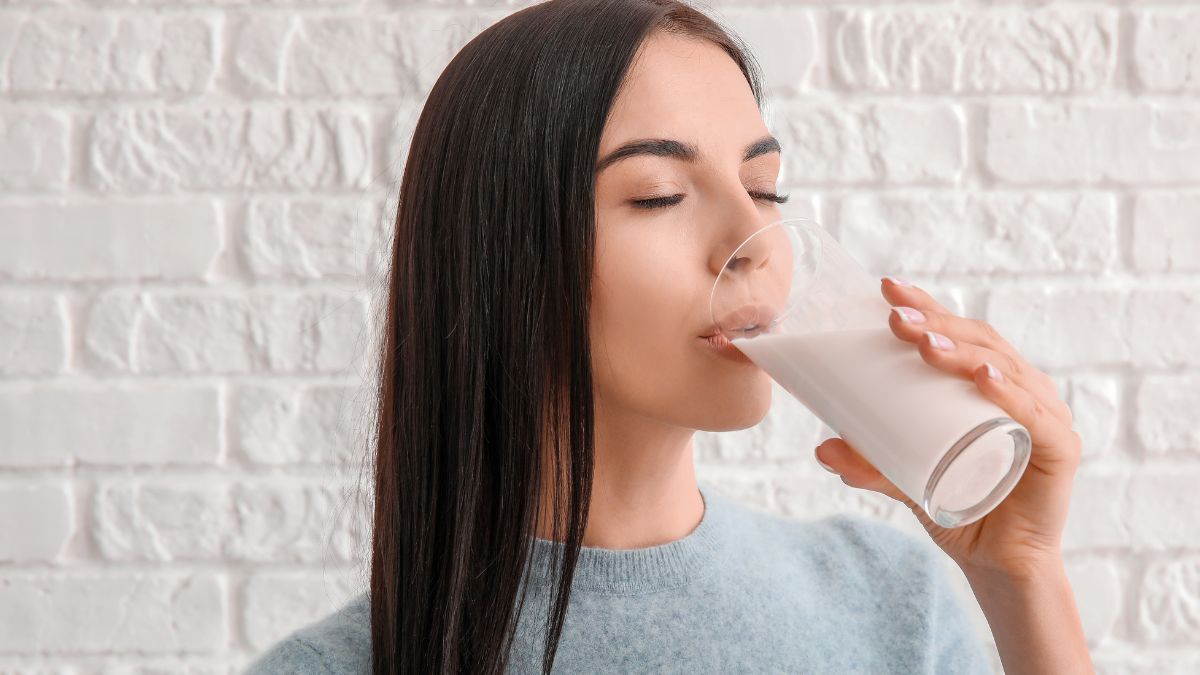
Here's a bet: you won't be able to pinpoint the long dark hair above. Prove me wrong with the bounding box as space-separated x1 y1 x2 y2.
369 1 765 672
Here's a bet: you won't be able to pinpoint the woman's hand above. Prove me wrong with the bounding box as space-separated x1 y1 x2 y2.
814 276 1083 583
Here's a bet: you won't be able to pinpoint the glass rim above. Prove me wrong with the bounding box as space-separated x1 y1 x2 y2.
708 216 827 338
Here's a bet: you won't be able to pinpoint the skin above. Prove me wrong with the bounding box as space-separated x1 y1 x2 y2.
540 30 1092 674
817 278 1093 674
536 31 781 548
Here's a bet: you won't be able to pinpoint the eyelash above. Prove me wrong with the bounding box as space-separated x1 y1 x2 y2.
631 190 790 210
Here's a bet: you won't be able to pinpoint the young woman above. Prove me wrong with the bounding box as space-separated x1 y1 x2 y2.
246 0 1091 673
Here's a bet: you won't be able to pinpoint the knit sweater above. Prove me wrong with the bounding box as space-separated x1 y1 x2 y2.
244 480 996 674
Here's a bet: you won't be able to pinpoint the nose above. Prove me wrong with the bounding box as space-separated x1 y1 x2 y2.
710 218 775 281
706 181 777 278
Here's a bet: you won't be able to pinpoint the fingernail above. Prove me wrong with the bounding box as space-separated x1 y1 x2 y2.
985 362 1004 382
892 306 926 324
925 331 954 350
885 276 913 287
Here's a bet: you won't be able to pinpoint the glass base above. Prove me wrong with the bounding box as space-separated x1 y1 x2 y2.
923 417 1031 529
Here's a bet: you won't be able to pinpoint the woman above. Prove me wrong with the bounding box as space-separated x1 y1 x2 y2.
246 0 1091 673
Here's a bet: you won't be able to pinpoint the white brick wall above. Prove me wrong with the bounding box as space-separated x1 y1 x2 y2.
0 1 1197 672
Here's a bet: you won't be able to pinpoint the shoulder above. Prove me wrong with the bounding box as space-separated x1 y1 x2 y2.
811 511 938 569
739 505 956 613
791 511 948 596
801 512 995 673
243 592 371 675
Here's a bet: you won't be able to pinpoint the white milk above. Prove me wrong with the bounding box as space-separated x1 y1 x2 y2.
733 326 1022 518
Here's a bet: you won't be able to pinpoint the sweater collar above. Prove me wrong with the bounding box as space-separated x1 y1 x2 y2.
524 480 734 595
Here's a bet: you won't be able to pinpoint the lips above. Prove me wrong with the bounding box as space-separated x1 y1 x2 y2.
699 303 779 339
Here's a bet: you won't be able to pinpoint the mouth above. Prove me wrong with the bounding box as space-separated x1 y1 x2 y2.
699 303 779 340
698 331 756 365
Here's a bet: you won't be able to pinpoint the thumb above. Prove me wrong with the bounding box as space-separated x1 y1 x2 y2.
815 438 916 509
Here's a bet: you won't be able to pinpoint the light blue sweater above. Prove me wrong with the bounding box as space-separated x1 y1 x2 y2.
245 480 996 673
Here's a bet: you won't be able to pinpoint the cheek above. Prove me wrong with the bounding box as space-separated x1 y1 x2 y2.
589 232 695 386
589 228 772 429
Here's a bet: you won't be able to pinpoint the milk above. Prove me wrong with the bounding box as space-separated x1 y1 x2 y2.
733 326 1024 520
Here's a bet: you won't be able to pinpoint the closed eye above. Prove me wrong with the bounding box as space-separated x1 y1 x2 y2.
631 190 790 210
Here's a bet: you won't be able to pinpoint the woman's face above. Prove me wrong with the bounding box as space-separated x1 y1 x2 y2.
590 32 783 432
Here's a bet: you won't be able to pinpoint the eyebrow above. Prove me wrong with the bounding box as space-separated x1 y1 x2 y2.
595 134 781 174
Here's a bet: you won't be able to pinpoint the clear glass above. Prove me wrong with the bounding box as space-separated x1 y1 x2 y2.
709 217 1031 528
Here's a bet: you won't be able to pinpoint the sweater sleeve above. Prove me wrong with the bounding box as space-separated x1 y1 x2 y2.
243 635 338 675
823 512 997 675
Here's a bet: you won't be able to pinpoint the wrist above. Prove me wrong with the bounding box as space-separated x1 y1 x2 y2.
959 550 1067 589
962 557 1093 675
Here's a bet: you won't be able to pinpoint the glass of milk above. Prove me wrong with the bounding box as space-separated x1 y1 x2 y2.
709 217 1031 528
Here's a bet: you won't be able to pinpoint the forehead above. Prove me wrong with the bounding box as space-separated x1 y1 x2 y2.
600 33 764 153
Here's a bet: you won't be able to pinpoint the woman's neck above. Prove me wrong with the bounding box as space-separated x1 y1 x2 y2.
535 400 703 549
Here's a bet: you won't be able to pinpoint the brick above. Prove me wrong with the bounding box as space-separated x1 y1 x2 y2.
1128 291 1200 368
93 481 228 561
91 662 235 675
986 103 1200 184
242 198 383 279
138 292 368 374
1093 652 1200 675
0 201 220 281
228 384 363 465
1067 375 1120 460
774 102 964 184
1063 556 1122 647
226 480 363 562
279 12 504 97
1136 375 1200 455
837 192 1116 275
286 18 410 96
0 111 68 191
240 572 360 651
1137 556 1200 644
696 381 824 464
0 483 73 563
0 294 67 375
773 475 899 522
82 291 368 374
81 293 140 373
1134 10 1200 92
92 479 362 563
1133 193 1200 272
692 473 775 512
87 107 371 191
229 14 295 95
986 290 1128 370
0 14 16 88
720 9 819 95
1062 469 1126 552
380 102 423 185
0 573 225 653
1127 471 1200 550
0 385 220 467
389 10 509 96
835 8 1115 93
6 13 215 94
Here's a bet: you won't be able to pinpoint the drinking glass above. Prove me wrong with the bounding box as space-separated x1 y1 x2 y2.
709 217 1031 528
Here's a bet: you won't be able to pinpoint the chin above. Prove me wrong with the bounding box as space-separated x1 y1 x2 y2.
692 379 773 432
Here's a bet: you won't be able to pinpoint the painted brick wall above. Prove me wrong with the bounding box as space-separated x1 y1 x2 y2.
1 1 1197 672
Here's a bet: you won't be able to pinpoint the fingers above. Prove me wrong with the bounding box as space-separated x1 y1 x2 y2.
971 363 1083 471
881 276 952 315
815 438 908 503
887 302 1014 355
881 278 1068 425
815 438 941 532
906 325 1073 428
